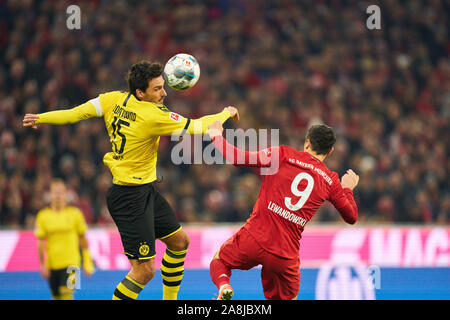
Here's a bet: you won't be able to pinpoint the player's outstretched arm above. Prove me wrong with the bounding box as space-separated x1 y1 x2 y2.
186 106 239 135
23 101 101 129
207 121 275 167
153 106 238 137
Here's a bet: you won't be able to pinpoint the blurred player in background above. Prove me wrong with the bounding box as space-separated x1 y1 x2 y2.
35 179 95 300
207 122 359 300
24 61 239 300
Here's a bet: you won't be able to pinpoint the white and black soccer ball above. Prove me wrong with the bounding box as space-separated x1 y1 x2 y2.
163 53 200 91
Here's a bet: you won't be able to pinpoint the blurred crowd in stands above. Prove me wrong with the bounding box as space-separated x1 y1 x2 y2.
0 0 448 228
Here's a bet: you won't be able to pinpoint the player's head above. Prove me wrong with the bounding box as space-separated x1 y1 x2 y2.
49 178 67 209
127 61 167 104
304 124 336 159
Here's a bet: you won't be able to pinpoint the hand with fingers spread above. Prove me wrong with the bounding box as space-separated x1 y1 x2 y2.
341 169 360 190
23 113 40 130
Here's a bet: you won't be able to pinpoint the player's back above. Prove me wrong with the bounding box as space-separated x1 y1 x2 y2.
244 145 341 259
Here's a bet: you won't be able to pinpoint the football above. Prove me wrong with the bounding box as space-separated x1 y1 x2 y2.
163 53 200 91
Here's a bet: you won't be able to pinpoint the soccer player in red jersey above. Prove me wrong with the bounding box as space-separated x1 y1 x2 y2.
207 121 359 300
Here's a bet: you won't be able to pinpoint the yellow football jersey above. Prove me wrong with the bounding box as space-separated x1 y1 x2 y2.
36 91 231 185
34 206 88 270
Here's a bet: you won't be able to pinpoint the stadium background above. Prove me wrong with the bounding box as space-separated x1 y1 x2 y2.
0 0 448 299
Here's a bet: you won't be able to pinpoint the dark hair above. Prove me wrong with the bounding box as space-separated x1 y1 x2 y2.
306 124 336 155
127 61 163 96
50 178 66 188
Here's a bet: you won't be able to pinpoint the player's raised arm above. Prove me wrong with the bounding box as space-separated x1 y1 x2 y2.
149 106 238 137
207 121 275 168
185 106 238 135
23 99 103 129
187 106 239 134
329 169 359 224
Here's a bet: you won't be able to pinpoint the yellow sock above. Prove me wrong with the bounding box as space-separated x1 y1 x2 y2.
161 248 187 300
53 293 73 300
112 276 145 300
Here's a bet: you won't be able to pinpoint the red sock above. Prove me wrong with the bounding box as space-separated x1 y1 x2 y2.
210 258 231 289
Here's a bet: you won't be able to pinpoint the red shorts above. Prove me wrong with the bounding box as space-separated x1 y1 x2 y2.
218 227 300 300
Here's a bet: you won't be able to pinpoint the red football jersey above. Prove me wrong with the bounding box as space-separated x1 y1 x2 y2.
213 136 358 259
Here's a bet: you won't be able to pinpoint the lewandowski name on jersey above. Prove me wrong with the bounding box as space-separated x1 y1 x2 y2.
267 201 308 227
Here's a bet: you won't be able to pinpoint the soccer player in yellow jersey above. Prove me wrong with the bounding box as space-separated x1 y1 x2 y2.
24 61 239 300
35 179 95 300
